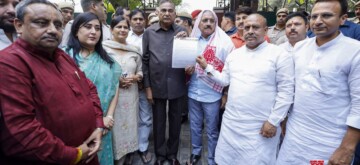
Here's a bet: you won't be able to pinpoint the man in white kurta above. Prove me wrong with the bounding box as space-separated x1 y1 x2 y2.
276 1 360 165
197 14 294 165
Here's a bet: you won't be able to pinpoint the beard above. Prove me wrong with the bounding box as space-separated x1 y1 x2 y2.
0 16 16 33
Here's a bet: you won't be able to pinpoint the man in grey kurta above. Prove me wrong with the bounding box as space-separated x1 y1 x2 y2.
142 0 187 164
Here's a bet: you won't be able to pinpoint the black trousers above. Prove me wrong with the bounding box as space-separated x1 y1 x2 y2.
152 97 183 160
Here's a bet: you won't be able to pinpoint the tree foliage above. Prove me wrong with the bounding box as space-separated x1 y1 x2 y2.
108 0 182 10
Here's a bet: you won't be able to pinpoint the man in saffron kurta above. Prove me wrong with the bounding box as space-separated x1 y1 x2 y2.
197 14 294 165
0 1 104 164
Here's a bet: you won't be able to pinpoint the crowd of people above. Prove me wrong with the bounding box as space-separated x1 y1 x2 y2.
0 0 360 165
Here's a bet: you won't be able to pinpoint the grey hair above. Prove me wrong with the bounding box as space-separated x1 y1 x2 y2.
81 0 102 12
158 0 175 7
15 0 58 21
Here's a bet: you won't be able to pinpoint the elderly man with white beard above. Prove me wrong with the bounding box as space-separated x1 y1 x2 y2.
196 13 294 165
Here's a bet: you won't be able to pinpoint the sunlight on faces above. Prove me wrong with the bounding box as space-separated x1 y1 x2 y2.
199 11 216 38
243 14 267 49
77 19 101 50
158 2 176 25
0 0 19 31
310 1 346 40
235 13 248 32
130 12 145 34
14 3 63 53
285 16 308 43
111 20 129 43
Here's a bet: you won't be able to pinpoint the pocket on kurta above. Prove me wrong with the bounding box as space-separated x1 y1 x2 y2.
318 70 344 95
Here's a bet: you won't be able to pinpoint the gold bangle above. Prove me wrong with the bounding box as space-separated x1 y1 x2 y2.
73 148 82 164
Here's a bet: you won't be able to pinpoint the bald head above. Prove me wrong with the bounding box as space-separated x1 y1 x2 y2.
247 14 267 27
243 14 268 49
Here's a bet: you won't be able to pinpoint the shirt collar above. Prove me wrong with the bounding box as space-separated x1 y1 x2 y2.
154 22 176 32
315 32 343 49
226 26 237 34
274 25 285 31
199 33 214 41
15 38 62 61
246 40 268 52
231 32 244 40
129 30 144 38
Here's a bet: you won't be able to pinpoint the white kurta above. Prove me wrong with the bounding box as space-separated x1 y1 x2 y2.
276 33 360 165
0 29 17 50
206 42 294 165
126 30 143 54
279 41 294 54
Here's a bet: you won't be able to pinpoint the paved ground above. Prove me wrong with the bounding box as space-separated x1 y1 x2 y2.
131 118 209 165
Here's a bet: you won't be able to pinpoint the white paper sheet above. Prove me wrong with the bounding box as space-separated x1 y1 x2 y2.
172 37 199 68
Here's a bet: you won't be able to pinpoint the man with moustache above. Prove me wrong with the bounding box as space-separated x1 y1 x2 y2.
0 0 20 50
186 10 234 165
61 0 110 47
279 12 309 54
142 0 187 164
276 0 360 165
349 1 360 24
0 0 104 164
125 8 153 164
196 14 294 165
268 8 288 45
230 6 270 48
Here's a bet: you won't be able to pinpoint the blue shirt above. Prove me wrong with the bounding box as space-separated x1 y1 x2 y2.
188 34 223 103
307 20 360 41
225 26 238 36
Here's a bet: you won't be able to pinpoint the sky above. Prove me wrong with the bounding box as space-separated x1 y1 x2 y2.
50 0 217 13
178 0 217 13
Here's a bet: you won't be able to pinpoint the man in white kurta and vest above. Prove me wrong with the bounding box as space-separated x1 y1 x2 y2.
196 13 294 165
276 1 360 165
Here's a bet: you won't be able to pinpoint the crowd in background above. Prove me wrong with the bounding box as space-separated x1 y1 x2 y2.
1 0 360 165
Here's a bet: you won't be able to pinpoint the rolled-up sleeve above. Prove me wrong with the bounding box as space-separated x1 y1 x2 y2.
346 50 360 129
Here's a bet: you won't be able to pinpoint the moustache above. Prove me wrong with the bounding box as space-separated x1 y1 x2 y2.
244 34 256 39
289 29 298 34
204 26 212 29
42 35 59 41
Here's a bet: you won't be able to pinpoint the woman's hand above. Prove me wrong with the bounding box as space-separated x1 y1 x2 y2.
120 77 132 88
103 116 114 129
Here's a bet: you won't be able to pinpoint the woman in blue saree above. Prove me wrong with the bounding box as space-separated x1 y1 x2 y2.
63 12 121 165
